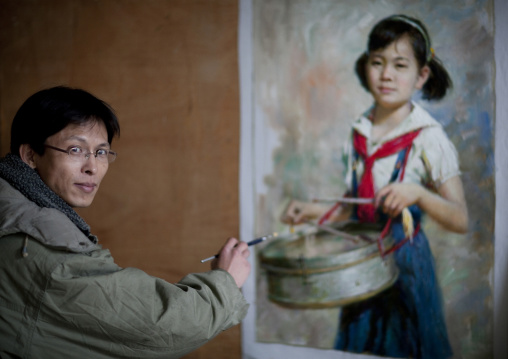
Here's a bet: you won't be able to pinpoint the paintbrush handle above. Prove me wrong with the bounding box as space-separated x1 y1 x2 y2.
246 238 266 246
200 236 270 263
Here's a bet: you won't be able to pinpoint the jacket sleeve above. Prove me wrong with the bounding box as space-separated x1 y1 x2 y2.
42 248 249 358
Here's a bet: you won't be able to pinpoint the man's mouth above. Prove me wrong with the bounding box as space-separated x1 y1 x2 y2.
75 182 97 193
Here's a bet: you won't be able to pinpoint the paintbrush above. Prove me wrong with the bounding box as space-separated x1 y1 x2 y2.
200 233 278 263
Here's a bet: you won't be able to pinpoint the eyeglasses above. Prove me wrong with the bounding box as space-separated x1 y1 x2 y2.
44 145 117 163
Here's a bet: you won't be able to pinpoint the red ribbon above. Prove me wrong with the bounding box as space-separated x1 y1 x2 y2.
353 129 422 222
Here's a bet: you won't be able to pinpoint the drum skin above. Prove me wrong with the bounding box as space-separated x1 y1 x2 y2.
259 223 399 309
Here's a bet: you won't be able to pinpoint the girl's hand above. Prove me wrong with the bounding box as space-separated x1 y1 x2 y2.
281 199 352 225
375 176 468 233
280 200 316 224
375 183 423 218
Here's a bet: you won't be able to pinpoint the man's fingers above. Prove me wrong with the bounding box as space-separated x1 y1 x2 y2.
223 237 239 250
222 238 250 257
241 247 251 258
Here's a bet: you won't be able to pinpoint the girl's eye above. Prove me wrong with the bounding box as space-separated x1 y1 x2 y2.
395 63 408 69
69 146 83 155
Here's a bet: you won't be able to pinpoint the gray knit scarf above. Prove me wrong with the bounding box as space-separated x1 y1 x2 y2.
0 153 92 239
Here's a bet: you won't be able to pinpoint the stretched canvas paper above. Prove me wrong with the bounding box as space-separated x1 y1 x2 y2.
246 1 495 358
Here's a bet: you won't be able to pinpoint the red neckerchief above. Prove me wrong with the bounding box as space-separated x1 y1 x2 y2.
353 128 422 222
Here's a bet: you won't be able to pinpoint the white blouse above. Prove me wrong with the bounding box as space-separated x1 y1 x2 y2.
343 103 461 193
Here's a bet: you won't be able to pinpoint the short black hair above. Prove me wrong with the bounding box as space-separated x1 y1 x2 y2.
355 14 452 101
10 86 120 155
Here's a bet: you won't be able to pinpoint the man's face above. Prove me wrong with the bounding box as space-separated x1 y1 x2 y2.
31 121 110 208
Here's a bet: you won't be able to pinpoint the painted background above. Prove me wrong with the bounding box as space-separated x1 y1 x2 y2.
246 0 495 358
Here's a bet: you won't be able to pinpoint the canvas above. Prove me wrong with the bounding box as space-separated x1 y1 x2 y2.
246 0 495 358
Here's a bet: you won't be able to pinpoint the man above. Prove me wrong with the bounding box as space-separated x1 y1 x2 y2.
0 86 250 358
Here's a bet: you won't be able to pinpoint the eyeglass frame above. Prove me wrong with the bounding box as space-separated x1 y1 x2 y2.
44 144 117 163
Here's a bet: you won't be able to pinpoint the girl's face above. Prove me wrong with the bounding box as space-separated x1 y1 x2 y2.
365 35 430 110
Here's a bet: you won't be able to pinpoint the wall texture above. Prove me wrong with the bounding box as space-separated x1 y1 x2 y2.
0 1 242 358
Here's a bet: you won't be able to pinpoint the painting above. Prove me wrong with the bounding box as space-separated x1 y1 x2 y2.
246 0 495 358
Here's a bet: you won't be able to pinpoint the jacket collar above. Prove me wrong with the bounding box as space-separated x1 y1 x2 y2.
0 178 99 253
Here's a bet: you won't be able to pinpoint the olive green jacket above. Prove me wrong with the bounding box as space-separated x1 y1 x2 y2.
0 178 249 358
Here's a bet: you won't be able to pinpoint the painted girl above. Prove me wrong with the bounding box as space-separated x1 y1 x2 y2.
282 14 468 358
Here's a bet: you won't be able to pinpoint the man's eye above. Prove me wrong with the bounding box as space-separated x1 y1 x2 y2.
69 147 83 154
96 149 108 156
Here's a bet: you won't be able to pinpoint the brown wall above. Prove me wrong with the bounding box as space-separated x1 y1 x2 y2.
0 1 242 358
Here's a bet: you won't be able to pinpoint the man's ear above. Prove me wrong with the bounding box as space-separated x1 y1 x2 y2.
19 144 37 169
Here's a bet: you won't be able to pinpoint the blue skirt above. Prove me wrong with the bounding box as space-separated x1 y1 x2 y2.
334 216 452 358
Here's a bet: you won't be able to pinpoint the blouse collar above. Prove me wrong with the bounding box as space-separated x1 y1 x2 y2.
352 102 442 144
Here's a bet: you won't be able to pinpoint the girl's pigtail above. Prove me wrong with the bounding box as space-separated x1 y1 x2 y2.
355 53 370 93
422 56 453 101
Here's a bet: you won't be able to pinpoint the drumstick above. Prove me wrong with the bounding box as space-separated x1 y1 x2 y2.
312 197 375 204
200 233 278 263
304 221 365 243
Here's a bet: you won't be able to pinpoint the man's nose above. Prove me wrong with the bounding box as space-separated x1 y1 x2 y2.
82 154 98 174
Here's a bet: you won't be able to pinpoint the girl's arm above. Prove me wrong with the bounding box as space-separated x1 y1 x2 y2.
374 175 468 233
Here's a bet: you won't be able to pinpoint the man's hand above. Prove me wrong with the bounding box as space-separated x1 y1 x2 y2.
211 237 251 288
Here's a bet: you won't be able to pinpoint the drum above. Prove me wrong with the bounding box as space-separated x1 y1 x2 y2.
259 223 399 309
